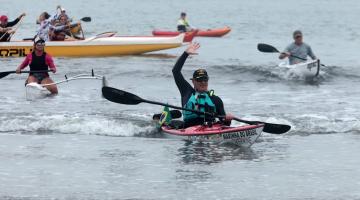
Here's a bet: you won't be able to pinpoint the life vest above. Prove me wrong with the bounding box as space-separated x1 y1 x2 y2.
183 90 216 122
178 19 190 27
29 52 48 73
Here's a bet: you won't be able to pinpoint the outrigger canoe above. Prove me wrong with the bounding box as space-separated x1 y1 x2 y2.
279 59 320 78
25 70 106 100
160 122 264 147
0 33 185 57
152 26 231 38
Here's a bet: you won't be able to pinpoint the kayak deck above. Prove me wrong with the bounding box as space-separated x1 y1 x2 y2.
161 123 264 147
279 59 320 78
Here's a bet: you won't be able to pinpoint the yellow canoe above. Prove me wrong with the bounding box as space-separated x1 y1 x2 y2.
0 33 185 57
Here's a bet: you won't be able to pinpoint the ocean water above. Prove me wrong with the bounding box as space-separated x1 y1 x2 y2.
1 0 360 199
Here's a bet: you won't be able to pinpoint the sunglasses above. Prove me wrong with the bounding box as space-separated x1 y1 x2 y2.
195 77 209 82
295 35 302 39
36 42 45 46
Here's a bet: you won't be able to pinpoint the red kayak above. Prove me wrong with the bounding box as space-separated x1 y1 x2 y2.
151 30 197 42
161 122 263 147
152 26 231 38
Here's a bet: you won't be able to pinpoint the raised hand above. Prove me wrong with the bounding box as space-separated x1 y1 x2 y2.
185 42 200 55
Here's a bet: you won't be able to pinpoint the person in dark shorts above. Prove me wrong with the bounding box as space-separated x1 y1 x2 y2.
16 39 58 94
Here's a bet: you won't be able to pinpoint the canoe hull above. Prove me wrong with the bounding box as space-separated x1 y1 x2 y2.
25 82 51 100
161 123 263 147
0 34 184 57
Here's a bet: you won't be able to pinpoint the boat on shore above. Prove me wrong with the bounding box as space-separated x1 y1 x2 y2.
0 33 185 58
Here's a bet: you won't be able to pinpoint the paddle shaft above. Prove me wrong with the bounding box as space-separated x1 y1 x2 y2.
0 70 53 79
21 70 53 74
143 99 215 117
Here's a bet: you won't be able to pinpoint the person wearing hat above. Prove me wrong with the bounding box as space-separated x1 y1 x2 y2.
279 30 317 65
172 42 233 127
177 12 194 32
16 39 58 94
0 13 26 42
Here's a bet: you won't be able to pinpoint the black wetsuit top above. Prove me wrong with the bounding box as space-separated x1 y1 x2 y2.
172 52 228 127
0 17 20 42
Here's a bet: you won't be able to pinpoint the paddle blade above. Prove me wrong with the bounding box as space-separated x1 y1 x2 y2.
80 17 91 22
232 117 290 134
263 123 291 134
102 86 143 105
257 43 280 53
0 71 14 79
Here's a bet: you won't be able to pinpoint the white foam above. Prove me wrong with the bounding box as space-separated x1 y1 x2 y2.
0 113 155 137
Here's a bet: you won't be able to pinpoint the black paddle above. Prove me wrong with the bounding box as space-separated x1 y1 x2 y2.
257 43 326 67
0 70 53 79
231 117 290 134
80 17 91 22
102 86 291 134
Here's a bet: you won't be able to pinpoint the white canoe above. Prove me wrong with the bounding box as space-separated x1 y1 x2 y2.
0 33 185 57
25 72 105 100
279 59 320 78
25 82 51 100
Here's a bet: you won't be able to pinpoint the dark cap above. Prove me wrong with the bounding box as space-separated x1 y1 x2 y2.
34 39 45 45
191 69 209 80
181 12 186 16
293 30 302 38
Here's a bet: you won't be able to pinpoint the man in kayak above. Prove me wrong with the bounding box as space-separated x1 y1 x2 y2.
16 39 58 94
0 13 26 42
177 12 193 32
172 42 233 127
279 30 317 65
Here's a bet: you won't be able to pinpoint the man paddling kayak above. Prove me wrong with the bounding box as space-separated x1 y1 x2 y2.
16 39 58 94
177 12 193 32
172 42 233 127
279 30 317 65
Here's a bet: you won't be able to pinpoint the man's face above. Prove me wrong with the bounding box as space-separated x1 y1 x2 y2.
192 77 208 92
294 34 303 44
